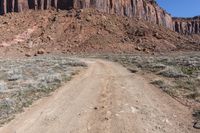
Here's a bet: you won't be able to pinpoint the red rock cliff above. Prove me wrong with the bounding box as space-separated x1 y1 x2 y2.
173 16 200 35
0 0 173 29
73 0 173 29
2 0 199 35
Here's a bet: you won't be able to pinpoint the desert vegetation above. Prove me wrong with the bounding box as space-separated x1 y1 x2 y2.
0 55 86 125
99 53 200 127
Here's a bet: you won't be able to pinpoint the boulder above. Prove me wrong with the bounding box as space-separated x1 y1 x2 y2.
37 48 45 54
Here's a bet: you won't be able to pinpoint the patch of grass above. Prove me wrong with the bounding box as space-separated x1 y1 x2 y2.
186 92 200 100
150 79 176 96
193 110 200 128
158 67 187 78
101 54 200 103
181 66 200 75
0 55 86 126
174 78 199 91
151 80 166 89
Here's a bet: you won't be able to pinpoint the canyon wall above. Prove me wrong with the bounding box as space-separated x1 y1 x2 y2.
73 0 173 29
0 0 173 29
0 0 28 14
173 16 200 35
0 0 199 35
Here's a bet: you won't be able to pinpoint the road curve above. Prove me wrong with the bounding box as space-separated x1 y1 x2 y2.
0 59 197 133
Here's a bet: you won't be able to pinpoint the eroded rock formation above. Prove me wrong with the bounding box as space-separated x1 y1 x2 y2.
0 0 28 14
1 0 199 35
0 0 173 29
173 16 200 34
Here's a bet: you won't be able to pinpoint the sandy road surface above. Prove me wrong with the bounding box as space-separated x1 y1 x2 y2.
0 59 197 133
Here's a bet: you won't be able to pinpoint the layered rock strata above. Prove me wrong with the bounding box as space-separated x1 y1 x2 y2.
0 0 173 29
1 0 199 35
173 16 200 34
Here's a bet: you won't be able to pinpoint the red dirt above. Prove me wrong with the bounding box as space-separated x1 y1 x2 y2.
0 9 200 57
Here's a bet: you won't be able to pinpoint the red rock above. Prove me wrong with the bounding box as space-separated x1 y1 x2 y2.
135 46 142 51
0 0 173 29
173 16 200 34
37 48 45 54
0 0 199 35
25 53 31 57
153 32 163 39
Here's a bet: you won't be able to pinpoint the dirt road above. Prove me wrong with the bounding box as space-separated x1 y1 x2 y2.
0 59 197 133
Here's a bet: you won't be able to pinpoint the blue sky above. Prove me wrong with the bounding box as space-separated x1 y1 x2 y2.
156 0 200 17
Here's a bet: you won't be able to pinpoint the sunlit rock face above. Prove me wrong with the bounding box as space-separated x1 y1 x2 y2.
1 0 199 35
73 0 173 29
173 16 200 35
0 0 173 29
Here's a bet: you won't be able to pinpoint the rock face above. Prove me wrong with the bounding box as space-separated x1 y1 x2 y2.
73 0 173 29
173 16 200 34
1 0 199 35
0 0 28 14
0 0 173 29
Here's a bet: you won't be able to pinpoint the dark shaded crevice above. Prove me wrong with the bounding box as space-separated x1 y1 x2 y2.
77 0 84 9
0 0 4 14
44 0 47 9
0 0 7 14
187 23 191 34
174 21 179 32
6 0 12 12
57 0 73 10
90 0 96 7
37 0 41 9
143 0 148 20
123 6 127 16
51 0 55 7
109 0 113 9
28 0 35 9
195 22 198 34
130 0 134 15
152 3 159 25
14 0 18 11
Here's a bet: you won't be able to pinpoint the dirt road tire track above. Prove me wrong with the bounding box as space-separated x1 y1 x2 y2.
0 59 197 133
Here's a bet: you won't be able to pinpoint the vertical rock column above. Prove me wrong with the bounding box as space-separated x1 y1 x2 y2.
52 0 57 9
1 0 7 14
40 0 44 10
0 0 4 14
11 0 15 12
34 0 37 10
173 19 200 35
44 0 50 9
6 0 15 13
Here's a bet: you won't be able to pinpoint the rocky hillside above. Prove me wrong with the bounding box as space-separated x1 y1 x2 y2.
0 0 173 29
173 16 200 35
0 9 200 57
1 0 200 35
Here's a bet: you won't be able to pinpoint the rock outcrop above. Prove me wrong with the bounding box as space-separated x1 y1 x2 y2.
1 0 200 35
0 0 173 29
173 16 200 35
0 0 28 14
73 0 173 29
